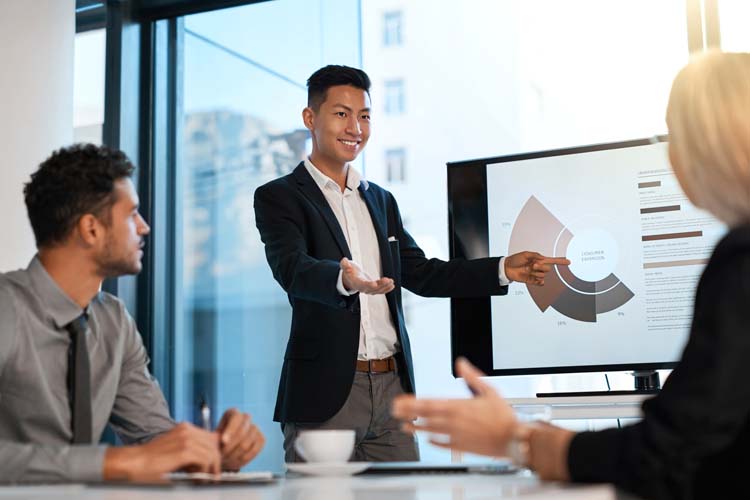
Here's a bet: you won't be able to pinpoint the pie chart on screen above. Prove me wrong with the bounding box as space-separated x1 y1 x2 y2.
508 196 634 323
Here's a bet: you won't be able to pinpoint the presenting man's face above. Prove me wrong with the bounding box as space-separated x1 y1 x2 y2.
305 84 371 168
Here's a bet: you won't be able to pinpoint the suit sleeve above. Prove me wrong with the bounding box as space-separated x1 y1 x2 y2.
0 283 107 484
107 304 175 445
567 254 750 499
254 183 356 309
390 193 508 298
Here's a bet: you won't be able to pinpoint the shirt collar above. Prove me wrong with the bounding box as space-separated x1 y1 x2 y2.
26 255 92 329
304 157 369 192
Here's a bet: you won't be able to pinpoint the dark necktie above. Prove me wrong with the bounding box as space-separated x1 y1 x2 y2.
66 314 93 444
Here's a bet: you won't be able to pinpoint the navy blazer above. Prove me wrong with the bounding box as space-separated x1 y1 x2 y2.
254 162 507 423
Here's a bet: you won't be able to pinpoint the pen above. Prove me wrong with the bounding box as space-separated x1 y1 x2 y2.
200 398 211 431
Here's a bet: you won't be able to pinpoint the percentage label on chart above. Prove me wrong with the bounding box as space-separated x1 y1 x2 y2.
501 222 512 229
617 312 625 317
514 290 525 296
557 321 567 327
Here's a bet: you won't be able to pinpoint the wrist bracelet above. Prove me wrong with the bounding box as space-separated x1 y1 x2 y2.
506 425 533 468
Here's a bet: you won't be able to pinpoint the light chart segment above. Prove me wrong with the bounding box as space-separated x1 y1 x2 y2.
508 196 634 323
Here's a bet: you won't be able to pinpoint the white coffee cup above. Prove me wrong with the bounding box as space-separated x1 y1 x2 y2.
294 429 355 463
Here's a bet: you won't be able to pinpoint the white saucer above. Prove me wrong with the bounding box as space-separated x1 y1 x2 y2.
285 462 371 476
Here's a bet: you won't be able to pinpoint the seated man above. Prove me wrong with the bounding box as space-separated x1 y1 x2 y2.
0 144 265 483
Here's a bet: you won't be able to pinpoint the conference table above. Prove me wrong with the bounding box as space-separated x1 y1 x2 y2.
0 471 633 500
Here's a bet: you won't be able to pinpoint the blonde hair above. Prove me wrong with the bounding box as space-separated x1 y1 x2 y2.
666 51 750 226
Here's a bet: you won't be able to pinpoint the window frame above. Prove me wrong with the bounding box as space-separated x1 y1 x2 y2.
386 147 407 183
384 78 405 115
383 10 403 47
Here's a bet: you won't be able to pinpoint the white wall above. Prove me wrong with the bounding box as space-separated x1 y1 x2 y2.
0 0 75 271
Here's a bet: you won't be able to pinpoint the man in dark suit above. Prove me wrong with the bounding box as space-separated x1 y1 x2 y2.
254 65 568 462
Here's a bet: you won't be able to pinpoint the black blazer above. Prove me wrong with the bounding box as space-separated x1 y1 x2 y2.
568 225 750 500
254 163 507 423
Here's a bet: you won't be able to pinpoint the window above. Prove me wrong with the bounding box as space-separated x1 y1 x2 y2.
360 0 689 460
719 0 750 51
383 11 403 47
386 148 406 183
384 79 405 115
176 0 361 472
73 28 105 143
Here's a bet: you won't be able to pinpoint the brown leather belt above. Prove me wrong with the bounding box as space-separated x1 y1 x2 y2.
356 357 396 373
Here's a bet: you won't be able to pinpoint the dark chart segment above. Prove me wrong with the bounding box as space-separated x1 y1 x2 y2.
508 196 634 322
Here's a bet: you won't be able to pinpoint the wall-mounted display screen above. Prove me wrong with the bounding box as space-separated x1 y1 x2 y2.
448 137 725 376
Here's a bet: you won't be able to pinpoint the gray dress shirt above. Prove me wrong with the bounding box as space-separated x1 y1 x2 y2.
0 256 175 483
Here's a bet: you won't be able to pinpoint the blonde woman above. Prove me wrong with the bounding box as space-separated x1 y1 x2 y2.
392 51 750 500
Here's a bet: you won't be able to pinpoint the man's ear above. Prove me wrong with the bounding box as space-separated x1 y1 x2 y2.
302 107 315 131
76 214 101 246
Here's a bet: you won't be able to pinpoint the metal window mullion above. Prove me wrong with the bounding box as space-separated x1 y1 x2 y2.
102 0 140 313
703 0 721 49
685 0 705 53
685 0 722 53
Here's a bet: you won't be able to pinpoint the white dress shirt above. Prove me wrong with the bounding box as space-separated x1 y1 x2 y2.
303 158 511 361
304 158 400 360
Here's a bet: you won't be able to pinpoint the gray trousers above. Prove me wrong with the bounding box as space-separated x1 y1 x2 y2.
282 369 419 462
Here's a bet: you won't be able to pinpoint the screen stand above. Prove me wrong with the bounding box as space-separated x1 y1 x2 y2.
535 370 661 397
633 370 661 391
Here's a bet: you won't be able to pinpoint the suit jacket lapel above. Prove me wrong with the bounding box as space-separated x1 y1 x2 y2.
292 163 352 259
360 184 403 334
359 185 395 279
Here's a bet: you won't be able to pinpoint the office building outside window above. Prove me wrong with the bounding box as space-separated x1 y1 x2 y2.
383 11 403 47
73 28 105 143
386 148 407 183
384 79 405 115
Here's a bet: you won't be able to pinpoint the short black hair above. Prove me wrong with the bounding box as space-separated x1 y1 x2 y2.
24 143 135 248
307 65 371 112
